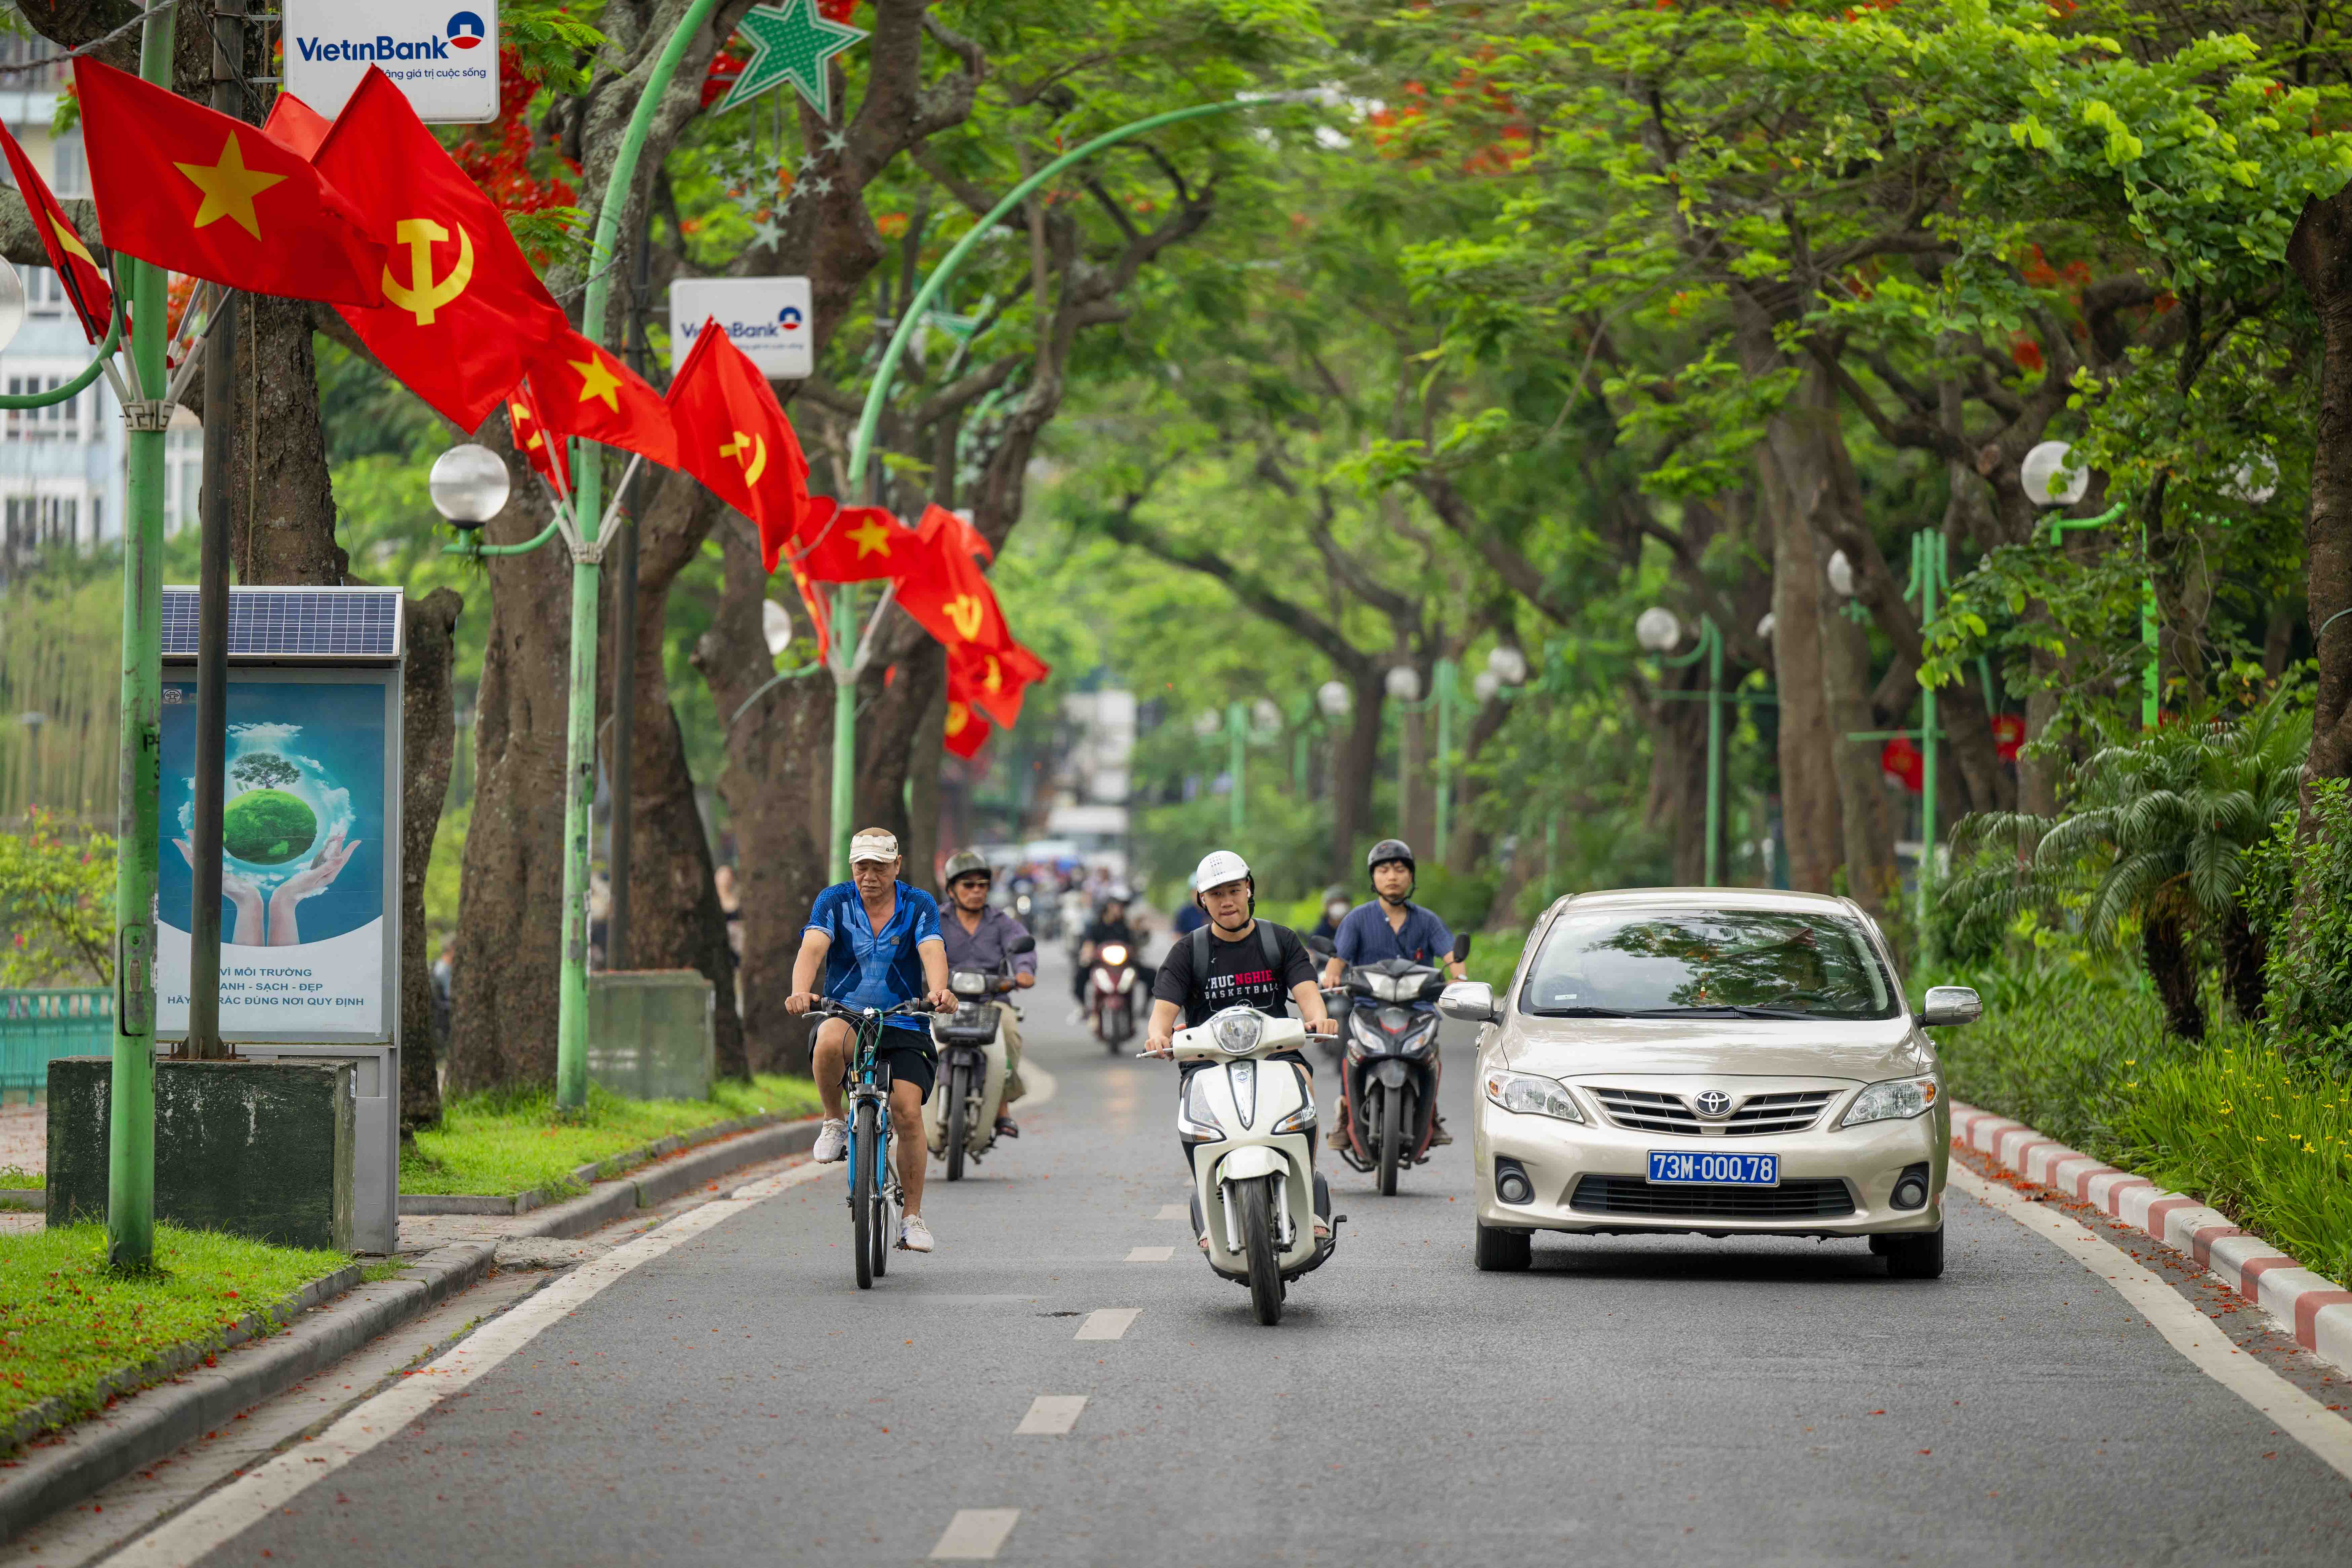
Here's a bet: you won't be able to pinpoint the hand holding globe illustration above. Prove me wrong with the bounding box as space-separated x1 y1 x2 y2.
179 747 364 947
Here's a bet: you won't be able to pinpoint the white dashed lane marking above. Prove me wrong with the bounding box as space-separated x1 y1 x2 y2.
1155 1203 1187 1220
1075 1308 1140 1340
1015 1395 1087 1435
929 1508 1022 1559
1125 1245 1174 1262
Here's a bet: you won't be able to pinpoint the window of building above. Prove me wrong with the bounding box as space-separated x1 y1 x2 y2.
2 371 86 441
22 266 68 319
164 421 204 537
50 130 86 199
3 491 83 552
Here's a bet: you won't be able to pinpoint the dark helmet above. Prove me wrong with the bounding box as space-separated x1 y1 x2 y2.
940 848 992 889
1367 838 1416 877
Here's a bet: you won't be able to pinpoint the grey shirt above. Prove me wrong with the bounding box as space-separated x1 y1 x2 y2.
939 904 1037 979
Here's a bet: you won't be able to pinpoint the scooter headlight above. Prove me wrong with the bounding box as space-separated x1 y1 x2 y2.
1100 943 1129 966
1211 1010 1263 1056
1178 1074 1223 1144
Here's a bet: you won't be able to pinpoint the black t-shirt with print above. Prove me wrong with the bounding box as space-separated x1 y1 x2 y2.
1152 920 1316 1028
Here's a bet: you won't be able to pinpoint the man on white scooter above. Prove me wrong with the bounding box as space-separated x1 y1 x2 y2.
937 848 1036 1139
1143 849 1339 1247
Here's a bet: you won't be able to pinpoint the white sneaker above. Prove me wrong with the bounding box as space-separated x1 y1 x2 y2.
899 1215 935 1252
812 1119 848 1162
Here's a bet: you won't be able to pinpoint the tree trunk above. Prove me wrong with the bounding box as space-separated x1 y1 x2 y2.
1821 591 1897 914
398 589 461 1131
2287 191 2352 922
1331 666 1384 883
2141 910 2206 1041
2218 903 2267 1023
1642 679 1711 886
1443 691 1512 873
230 302 353 587
1763 454 1842 893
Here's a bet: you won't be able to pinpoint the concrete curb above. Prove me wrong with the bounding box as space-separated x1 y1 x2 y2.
0 1113 819 1540
0 1190 41 1211
398 1110 817 1215
1952 1101 2352 1374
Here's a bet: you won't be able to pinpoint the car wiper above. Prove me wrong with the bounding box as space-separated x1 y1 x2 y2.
1627 1005 1820 1020
1524 1005 1631 1018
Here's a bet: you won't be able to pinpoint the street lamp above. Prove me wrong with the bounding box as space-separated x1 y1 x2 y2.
1635 606 1681 653
1316 679 1351 719
1825 550 1856 598
2022 441 2142 726
1640 608 1725 886
2020 439 2090 508
427 444 511 528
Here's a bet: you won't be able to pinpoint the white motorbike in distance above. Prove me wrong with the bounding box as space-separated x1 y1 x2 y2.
1159 1006 1342 1325
924 934 1034 1181
1089 942 1140 1054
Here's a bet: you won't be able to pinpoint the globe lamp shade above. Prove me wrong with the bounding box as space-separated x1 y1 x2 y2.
429 443 512 528
1316 679 1352 719
1635 606 1682 653
1486 645 1529 685
0 257 27 357
1385 666 1422 702
2020 440 2089 509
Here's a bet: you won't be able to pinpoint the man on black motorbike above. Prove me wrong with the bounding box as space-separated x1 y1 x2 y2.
1072 886 1150 1006
1320 839 1467 1149
937 848 1036 1139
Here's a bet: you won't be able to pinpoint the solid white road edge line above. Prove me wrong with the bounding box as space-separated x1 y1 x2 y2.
102 1158 834 1568
1948 1163 2352 1483
928 1508 1022 1560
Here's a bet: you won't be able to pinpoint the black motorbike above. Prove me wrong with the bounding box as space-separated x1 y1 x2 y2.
928 934 1034 1182
1310 932 1471 1195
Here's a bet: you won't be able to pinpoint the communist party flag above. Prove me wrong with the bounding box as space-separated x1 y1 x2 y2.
260 92 333 159
507 377 570 495
74 58 384 305
0 121 110 342
950 640 1049 731
786 555 834 660
526 330 678 470
667 320 811 557
942 699 991 760
314 68 570 431
894 503 1013 656
791 499 909 584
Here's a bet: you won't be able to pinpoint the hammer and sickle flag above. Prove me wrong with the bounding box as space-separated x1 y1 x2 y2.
0 119 111 343
314 68 570 431
949 639 1049 731
526 329 679 471
941 699 992 761
789 498 906 585
74 58 384 306
667 317 811 558
506 375 571 495
894 503 1014 662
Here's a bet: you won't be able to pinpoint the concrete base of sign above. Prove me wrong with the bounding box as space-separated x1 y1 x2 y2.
45 1057 356 1252
588 971 715 1102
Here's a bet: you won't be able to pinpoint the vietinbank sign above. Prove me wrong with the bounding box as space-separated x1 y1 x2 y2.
282 0 499 123
669 277 814 380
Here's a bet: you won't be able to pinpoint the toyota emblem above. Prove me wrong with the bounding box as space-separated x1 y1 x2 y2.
1693 1090 1732 1117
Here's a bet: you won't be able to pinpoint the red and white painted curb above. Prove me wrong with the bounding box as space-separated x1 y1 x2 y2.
1952 1101 2352 1373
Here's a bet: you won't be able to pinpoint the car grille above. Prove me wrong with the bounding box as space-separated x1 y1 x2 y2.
1569 1175 1856 1220
1590 1087 1836 1137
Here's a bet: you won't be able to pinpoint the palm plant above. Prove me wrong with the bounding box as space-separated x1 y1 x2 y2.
1943 687 2310 1040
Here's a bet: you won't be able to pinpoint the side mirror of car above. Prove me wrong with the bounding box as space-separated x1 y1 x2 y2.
1438 980 1500 1024
1450 933 1472 963
1304 933 1338 960
1919 985 1982 1027
1007 934 1036 955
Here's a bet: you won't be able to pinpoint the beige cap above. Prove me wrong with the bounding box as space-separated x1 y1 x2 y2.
848 830 901 864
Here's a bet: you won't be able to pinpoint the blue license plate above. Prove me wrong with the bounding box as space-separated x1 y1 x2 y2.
1647 1150 1778 1185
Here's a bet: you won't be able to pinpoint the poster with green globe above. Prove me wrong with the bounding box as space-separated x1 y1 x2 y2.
156 677 390 1037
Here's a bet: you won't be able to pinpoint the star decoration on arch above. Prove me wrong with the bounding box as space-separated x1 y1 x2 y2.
714 0 868 120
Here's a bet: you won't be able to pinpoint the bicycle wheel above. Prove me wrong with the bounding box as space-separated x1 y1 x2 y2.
852 1100 879 1290
871 1125 893 1279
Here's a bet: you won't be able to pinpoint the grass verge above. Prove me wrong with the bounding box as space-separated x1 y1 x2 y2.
0 1224 348 1431
0 1165 42 1190
398 1075 824 1197
1930 963 2352 1287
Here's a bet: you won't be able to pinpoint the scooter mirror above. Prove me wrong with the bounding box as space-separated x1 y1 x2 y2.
1304 933 1338 960
1451 933 1472 963
1007 934 1037 955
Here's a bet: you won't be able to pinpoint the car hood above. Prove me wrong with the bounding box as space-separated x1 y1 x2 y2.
1500 1015 1934 1083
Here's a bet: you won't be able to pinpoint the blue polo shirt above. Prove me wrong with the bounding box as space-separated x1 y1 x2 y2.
804 881 944 1034
1335 900 1455 968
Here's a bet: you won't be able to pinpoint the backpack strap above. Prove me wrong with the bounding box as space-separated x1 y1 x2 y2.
1258 920 1283 973
1190 922 1211 981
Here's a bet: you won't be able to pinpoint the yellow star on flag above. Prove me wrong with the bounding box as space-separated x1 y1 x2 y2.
570 351 623 411
847 516 895 558
174 133 285 240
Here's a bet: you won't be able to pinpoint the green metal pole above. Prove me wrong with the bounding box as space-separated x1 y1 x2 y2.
835 95 1293 878
1918 534 1940 943
1227 702 1246 842
2141 525 2159 730
831 585 857 884
1703 619 1722 887
108 0 177 1270
537 0 720 1113
1433 659 1456 866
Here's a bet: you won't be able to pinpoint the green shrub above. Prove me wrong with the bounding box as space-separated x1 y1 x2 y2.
0 808 113 987
2259 779 2352 1064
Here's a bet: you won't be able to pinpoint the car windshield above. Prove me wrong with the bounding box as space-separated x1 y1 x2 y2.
1519 907 1897 1020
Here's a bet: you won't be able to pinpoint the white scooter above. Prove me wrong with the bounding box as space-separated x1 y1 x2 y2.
1166 1006 1341 1325
924 936 1033 1181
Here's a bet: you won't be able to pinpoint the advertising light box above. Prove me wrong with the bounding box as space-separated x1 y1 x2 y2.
282 0 500 122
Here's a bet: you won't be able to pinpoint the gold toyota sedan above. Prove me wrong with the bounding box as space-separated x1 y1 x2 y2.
1441 888 1978 1279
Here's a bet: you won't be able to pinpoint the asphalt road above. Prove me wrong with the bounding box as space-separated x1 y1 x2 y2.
122 955 2352 1565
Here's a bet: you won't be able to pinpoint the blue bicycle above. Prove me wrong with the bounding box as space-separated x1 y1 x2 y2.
808 997 934 1288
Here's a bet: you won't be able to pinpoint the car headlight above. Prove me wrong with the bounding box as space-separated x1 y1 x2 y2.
1211 1010 1263 1056
1483 1070 1584 1122
1840 1075 1941 1128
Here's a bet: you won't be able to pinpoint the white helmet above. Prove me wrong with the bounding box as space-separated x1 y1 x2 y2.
1192 849 1251 895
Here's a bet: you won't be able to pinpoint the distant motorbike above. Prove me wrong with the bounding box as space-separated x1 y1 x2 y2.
924 934 1035 1181
1311 932 1471 1196
1089 941 1142 1053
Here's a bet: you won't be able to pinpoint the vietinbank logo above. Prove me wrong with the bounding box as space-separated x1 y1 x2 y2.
294 29 456 63
668 277 813 380
446 10 486 47
281 0 502 123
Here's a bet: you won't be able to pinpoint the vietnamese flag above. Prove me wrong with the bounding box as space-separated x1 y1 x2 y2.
786 555 834 661
667 319 811 558
527 330 678 470
894 503 1013 656
0 120 111 342
950 640 1049 731
507 377 570 495
315 68 571 431
942 699 991 760
939 507 993 564
791 499 909 583
260 92 333 159
74 58 384 305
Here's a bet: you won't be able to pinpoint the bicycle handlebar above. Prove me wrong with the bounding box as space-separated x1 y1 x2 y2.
804 996 938 1022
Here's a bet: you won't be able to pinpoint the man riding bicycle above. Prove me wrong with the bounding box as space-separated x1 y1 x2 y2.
788 829 956 1253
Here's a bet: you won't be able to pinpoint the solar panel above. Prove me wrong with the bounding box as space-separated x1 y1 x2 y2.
161 587 406 661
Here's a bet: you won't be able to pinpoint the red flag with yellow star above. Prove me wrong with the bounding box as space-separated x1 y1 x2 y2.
259 92 333 159
790 499 908 584
0 119 111 342
942 699 991 760
74 58 384 305
507 376 570 496
950 640 1050 731
316 68 571 431
526 330 678 470
667 319 811 557
894 503 1014 657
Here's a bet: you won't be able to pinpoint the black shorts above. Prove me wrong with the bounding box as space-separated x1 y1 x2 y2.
874 1036 936 1102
